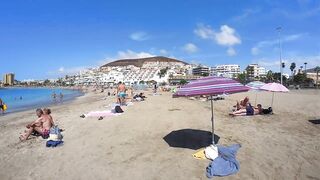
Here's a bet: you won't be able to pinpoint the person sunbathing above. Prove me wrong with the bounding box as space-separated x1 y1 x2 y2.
230 103 262 116
20 109 53 141
43 108 55 127
234 96 249 110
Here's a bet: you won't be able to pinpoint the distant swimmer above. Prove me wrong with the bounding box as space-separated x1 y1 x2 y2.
59 92 64 102
52 92 57 102
20 96 23 100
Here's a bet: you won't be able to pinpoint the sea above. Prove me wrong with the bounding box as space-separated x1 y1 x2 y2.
0 87 83 114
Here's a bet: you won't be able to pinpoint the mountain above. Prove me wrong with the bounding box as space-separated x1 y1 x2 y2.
101 56 188 68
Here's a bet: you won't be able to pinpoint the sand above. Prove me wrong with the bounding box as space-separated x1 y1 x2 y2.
0 89 320 180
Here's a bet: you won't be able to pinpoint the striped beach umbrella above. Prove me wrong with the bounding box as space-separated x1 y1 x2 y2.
246 81 266 106
173 76 250 144
246 81 266 90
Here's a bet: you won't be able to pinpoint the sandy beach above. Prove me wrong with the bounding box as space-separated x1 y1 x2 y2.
0 89 320 180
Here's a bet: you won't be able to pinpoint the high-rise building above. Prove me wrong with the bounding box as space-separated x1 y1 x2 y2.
211 64 240 78
3 73 15 86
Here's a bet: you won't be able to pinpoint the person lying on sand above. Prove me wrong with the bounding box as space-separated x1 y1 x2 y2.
234 96 249 110
230 103 262 116
19 109 54 141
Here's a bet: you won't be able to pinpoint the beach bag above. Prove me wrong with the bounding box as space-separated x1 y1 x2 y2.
262 107 273 114
49 125 63 140
3 104 7 111
205 145 219 160
115 105 124 113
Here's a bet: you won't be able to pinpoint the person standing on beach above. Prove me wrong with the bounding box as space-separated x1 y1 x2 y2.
0 98 5 115
153 83 158 94
117 82 126 104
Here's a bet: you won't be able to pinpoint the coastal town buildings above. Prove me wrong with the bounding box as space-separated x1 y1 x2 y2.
71 57 191 86
211 64 240 78
306 67 320 85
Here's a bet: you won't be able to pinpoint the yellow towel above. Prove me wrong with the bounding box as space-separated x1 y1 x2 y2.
192 148 207 160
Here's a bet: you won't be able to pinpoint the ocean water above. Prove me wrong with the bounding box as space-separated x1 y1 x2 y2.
0 88 83 114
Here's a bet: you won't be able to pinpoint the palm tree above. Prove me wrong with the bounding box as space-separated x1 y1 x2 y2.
304 62 307 74
315 66 320 88
290 62 296 77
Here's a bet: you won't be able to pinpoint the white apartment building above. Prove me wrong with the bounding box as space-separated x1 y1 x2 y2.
245 64 266 78
211 64 240 78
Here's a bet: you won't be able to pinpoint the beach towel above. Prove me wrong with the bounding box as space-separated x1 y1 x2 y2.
206 144 241 178
193 149 207 160
86 110 117 117
46 140 64 147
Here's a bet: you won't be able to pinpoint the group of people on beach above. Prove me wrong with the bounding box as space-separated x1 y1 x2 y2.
111 82 147 105
52 92 64 103
230 96 272 116
19 108 54 141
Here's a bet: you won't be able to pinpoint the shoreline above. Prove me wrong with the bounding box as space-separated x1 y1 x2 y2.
0 87 85 116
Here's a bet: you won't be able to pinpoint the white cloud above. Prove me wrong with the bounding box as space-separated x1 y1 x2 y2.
159 49 168 55
215 25 241 46
232 8 260 21
227 47 236 56
117 50 155 59
194 24 241 55
182 43 198 53
194 24 241 46
129 31 149 41
251 33 306 55
58 67 64 72
194 24 215 40
48 66 88 76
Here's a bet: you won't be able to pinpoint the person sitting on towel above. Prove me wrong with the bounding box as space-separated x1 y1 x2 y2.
234 96 249 110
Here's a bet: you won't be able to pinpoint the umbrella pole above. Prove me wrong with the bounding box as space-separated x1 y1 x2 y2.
255 91 258 106
271 92 275 109
210 95 215 145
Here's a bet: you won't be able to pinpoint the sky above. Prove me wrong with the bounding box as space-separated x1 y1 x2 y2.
0 0 319 80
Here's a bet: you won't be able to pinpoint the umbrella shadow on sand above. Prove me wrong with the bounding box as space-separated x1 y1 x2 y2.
309 119 320 124
163 129 220 150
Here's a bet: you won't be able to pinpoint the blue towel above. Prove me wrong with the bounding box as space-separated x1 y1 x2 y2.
206 144 241 178
46 140 64 147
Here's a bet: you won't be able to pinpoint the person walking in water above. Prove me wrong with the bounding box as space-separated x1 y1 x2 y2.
59 92 64 102
52 92 57 103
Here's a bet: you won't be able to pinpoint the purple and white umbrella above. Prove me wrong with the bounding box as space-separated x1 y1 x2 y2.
260 82 289 110
173 76 250 144
174 77 250 97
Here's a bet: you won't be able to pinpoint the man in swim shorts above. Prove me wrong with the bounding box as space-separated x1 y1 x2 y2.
117 82 126 105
